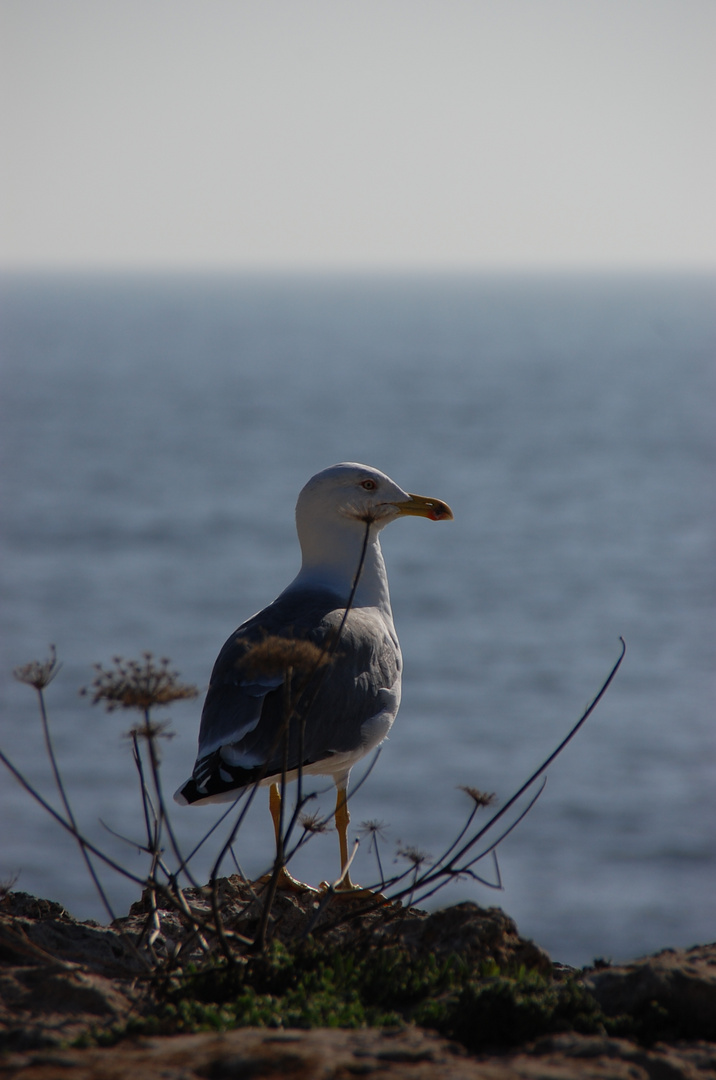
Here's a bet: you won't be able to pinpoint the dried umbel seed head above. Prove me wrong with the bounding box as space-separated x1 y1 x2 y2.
357 819 389 844
396 844 431 868
236 635 332 681
13 646 61 691
124 718 174 743
298 811 330 835
458 786 497 809
81 653 198 712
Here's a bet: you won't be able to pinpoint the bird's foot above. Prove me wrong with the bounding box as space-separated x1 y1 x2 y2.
319 878 390 902
258 866 320 894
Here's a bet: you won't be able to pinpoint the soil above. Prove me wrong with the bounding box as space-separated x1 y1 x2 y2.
1 880 714 1079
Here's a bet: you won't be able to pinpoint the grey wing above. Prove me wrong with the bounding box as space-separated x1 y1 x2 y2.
294 608 402 763
189 589 338 786
176 586 401 803
195 659 282 762
219 606 402 785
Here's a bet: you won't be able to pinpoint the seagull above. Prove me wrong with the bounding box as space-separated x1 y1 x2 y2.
174 462 453 889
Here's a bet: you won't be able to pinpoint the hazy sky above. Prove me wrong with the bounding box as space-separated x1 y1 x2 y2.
1 0 714 270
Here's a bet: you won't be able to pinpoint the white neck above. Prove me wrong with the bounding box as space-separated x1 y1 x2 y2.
292 520 393 619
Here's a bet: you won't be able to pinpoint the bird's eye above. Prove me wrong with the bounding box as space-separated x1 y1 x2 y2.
361 479 376 490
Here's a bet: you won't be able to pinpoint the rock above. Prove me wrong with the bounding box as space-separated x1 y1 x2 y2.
0 891 142 1051
382 901 552 975
1 885 715 1078
0 881 550 1054
0 967 135 1052
0 891 145 977
584 943 716 1043
114 876 551 974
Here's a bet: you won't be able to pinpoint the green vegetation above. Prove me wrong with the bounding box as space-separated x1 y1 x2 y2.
86 940 621 1051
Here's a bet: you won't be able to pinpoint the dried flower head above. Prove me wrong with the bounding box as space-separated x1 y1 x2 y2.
124 718 174 743
358 819 388 843
13 646 61 690
298 811 330 834
0 872 19 902
81 653 198 712
237 635 331 681
396 844 430 867
458 786 497 809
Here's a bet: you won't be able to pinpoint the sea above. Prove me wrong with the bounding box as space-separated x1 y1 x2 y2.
0 270 713 968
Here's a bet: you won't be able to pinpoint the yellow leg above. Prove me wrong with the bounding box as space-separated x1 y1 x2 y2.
261 783 316 893
334 785 355 890
269 782 282 846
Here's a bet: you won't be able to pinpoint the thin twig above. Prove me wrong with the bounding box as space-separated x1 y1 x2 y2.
0 747 147 886
36 686 118 922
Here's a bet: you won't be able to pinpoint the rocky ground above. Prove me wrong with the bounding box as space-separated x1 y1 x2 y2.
1 880 714 1079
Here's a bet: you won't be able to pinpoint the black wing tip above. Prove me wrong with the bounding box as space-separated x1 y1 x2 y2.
173 778 202 805
174 755 259 805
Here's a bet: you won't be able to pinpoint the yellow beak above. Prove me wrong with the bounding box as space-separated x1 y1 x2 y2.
393 493 454 522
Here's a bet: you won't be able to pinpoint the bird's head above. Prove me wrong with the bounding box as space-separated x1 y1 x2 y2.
296 462 453 534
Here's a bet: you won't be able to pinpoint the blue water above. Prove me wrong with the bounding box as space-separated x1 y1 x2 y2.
1 271 714 966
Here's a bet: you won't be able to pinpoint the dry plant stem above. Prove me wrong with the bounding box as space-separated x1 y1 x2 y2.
302 882 342 939
289 520 372 732
406 866 420 909
98 810 186 902
370 833 386 888
150 880 225 957
207 783 270 956
300 839 364 941
209 781 263 885
379 641 625 909
151 877 234 969
131 721 201 908
277 749 382 878
310 640 627 934
0 747 148 889
129 728 164 947
0 750 154 973
209 878 237 966
140 710 201 890
402 780 546 907
281 690 310 873
36 685 118 923
450 780 546 878
131 732 162 933
177 800 238 869
131 733 157 858
0 739 171 970
423 802 482 879
429 638 627 881
205 667 315 890
125 731 234 894
408 788 543 908
256 671 295 951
